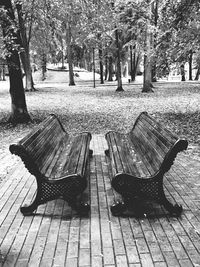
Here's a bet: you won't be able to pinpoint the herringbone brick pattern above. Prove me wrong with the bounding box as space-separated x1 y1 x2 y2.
0 135 200 267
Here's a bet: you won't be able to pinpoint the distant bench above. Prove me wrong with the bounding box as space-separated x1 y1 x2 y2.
105 112 188 216
10 114 93 215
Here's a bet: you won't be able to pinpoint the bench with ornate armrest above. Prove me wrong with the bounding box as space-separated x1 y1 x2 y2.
105 112 188 216
10 114 93 215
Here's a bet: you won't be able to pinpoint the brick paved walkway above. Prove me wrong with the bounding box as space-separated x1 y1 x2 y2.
1 135 200 267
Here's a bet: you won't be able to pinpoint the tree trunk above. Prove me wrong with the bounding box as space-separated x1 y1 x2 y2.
104 54 108 80
130 45 134 81
151 0 158 82
142 2 153 93
180 64 186 81
61 49 65 69
142 31 153 92
188 50 193 80
99 48 104 84
67 44 75 86
2 64 6 80
97 33 104 84
16 2 35 91
130 42 138 82
42 54 47 81
108 56 113 81
151 63 157 82
134 54 140 79
195 66 200 80
115 28 123 91
143 55 153 92
20 51 34 91
66 24 75 86
0 0 31 123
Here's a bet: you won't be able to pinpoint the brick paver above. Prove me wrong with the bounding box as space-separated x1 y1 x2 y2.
0 135 200 267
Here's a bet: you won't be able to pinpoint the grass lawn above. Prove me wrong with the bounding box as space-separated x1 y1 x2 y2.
1 70 200 161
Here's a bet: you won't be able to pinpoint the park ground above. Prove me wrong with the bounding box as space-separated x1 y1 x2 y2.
1 68 200 156
0 69 200 180
1 69 200 266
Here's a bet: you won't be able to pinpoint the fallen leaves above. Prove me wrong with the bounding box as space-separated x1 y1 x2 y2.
0 79 200 159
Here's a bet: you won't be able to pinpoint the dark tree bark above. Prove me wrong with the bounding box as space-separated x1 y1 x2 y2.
99 47 104 84
142 55 154 93
67 44 75 85
188 50 193 80
41 53 47 81
108 56 113 81
115 28 124 92
180 64 186 81
2 64 6 80
130 45 139 81
142 1 154 92
97 33 104 84
16 2 35 91
151 63 157 82
0 0 31 123
104 54 108 80
195 66 200 80
151 0 158 82
130 45 134 81
66 24 75 86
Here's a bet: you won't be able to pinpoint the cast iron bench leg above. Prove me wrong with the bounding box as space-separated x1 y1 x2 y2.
67 198 90 215
20 198 40 215
161 198 183 216
110 201 126 216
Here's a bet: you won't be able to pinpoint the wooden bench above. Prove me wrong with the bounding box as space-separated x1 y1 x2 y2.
10 114 93 215
105 112 188 216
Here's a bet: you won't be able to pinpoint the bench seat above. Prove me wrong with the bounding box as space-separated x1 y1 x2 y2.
105 112 188 216
10 114 93 215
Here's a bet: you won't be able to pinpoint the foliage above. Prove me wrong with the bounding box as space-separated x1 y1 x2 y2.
156 0 200 76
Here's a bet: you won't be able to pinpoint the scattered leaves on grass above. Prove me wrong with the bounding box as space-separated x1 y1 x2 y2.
1 80 200 158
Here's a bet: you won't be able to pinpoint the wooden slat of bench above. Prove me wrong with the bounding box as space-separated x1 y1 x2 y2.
129 137 155 177
136 120 170 160
113 133 144 177
112 133 134 175
49 137 73 179
23 120 60 163
132 115 184 175
111 132 130 174
106 132 150 178
19 115 56 146
45 133 91 179
107 132 125 174
32 123 65 169
137 118 171 147
35 133 63 170
138 116 177 150
132 122 166 168
76 134 91 176
63 135 86 176
20 118 64 163
32 121 63 160
139 113 178 143
131 130 159 175
124 136 151 178
40 139 65 176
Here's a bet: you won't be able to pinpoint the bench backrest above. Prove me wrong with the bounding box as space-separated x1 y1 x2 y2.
9 114 68 177
129 112 188 175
